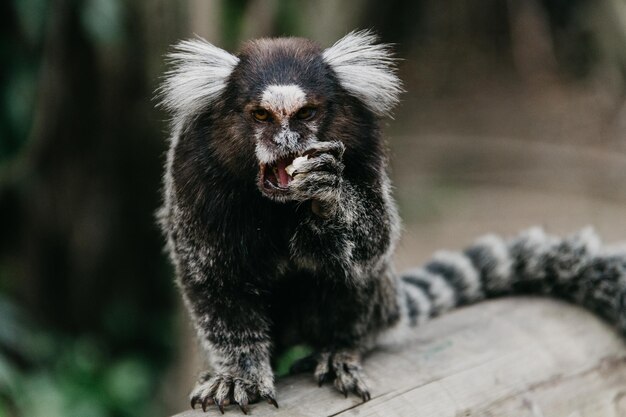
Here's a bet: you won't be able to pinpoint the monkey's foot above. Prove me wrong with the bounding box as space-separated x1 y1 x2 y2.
314 350 371 402
189 372 278 414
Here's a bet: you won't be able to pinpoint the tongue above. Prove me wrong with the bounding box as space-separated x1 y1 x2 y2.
275 159 291 187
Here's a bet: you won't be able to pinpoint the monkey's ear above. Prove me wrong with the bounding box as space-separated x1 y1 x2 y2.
322 30 403 117
158 37 239 118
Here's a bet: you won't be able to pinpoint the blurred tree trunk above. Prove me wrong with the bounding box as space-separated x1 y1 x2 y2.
2 0 184 340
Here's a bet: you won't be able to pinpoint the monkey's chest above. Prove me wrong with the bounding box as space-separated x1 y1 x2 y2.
268 272 360 349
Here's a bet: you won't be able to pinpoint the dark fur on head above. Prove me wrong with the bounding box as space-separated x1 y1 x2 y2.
158 30 626 414
166 35 390 207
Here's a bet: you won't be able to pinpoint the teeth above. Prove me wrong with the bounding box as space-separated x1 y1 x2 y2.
273 167 279 178
285 155 309 176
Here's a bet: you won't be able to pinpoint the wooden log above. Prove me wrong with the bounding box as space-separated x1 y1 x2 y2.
172 297 626 417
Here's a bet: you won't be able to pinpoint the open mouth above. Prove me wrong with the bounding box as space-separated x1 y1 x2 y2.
259 154 309 194
261 157 293 190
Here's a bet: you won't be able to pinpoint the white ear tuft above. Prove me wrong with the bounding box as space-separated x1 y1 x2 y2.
159 37 239 118
322 30 403 117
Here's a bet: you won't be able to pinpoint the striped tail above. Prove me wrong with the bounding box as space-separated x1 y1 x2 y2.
398 227 626 333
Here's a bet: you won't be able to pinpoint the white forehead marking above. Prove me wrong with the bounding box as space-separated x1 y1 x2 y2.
260 85 306 117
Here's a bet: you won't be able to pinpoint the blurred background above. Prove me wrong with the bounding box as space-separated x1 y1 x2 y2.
1 0 625 416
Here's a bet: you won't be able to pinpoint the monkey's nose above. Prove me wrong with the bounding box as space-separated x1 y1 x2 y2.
272 129 300 147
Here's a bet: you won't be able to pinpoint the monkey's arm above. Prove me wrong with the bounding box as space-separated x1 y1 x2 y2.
171 230 277 413
288 141 396 279
286 141 399 400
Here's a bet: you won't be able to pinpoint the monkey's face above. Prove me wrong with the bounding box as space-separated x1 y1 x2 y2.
248 84 327 200
161 32 401 202
226 39 338 201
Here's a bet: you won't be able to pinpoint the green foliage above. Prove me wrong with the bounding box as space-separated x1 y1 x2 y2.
0 0 44 166
275 345 313 377
221 0 250 50
0 296 167 417
275 0 301 37
80 0 125 46
1 0 175 413
13 0 48 45
219 0 303 48
2 64 38 150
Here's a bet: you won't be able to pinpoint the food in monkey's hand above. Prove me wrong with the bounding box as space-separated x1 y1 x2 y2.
285 155 309 177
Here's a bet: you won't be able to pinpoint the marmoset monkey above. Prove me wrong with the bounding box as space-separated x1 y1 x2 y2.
158 30 626 414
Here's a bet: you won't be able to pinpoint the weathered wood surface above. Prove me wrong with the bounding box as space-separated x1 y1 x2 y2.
173 298 626 417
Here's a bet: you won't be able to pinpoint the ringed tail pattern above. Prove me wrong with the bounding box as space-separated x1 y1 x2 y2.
400 227 626 332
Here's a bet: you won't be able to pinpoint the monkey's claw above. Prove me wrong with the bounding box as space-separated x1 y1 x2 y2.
265 395 279 408
313 350 371 402
189 373 276 414
217 399 226 414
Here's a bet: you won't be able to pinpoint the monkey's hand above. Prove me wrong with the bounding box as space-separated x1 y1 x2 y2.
289 141 345 218
288 139 394 278
190 362 277 414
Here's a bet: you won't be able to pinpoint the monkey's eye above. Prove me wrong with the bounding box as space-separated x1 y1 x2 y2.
252 108 270 122
295 107 316 120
